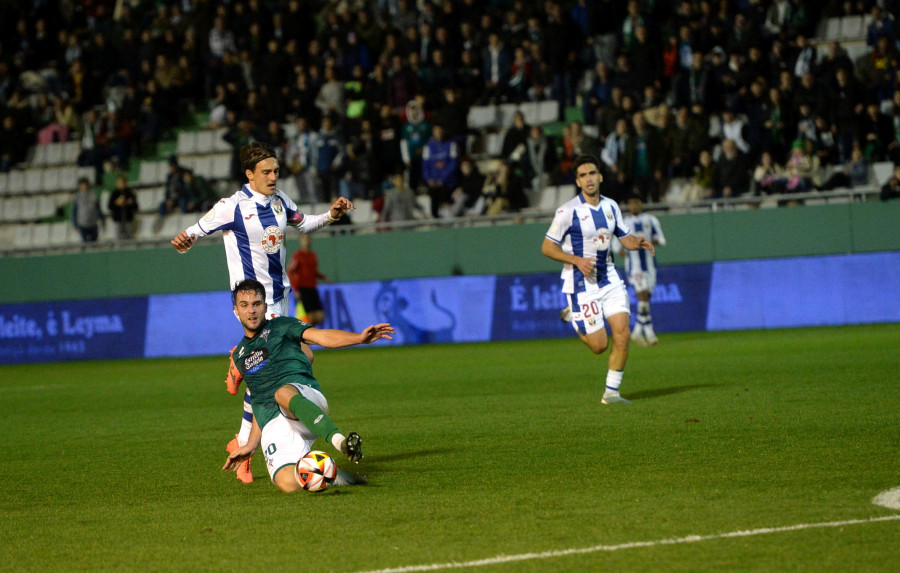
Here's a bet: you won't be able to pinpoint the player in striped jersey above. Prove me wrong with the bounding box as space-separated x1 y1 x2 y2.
541 155 655 404
616 196 666 346
171 141 352 482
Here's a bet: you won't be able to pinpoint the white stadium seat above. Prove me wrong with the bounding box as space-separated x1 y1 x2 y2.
13 224 33 248
46 142 65 165
195 130 215 154
177 131 199 155
31 145 50 167
3 197 23 222
24 169 42 194
7 170 25 195
467 105 499 130
29 222 50 247
19 196 39 221
48 221 71 245
40 168 61 193
0 172 8 196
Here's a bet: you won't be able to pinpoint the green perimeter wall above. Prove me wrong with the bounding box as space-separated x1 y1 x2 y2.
2 202 898 305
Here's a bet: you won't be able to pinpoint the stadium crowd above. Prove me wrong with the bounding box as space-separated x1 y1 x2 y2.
2 0 900 227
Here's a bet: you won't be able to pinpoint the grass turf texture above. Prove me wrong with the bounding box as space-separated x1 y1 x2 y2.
1 324 898 572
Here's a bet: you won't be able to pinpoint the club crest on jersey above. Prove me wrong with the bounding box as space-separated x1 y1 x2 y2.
272 198 284 215
261 225 283 253
260 328 271 342
592 227 612 250
203 206 217 222
242 348 269 374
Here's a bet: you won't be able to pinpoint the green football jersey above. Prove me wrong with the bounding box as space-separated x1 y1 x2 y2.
231 317 321 429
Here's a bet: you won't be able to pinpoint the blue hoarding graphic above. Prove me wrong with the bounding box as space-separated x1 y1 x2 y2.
0 297 148 364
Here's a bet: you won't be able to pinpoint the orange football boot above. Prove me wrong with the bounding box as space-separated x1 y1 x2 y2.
225 347 243 395
225 434 253 484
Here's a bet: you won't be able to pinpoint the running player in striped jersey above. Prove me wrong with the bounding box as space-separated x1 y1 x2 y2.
616 195 666 346
171 141 353 482
541 155 655 404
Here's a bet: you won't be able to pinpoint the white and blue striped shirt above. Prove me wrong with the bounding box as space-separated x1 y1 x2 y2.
545 194 631 294
183 184 331 304
619 211 666 276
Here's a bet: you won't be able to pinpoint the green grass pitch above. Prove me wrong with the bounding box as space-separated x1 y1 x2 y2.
2 324 898 572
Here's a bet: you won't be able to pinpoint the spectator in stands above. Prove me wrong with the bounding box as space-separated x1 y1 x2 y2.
623 112 665 203
481 32 511 104
820 145 870 190
400 99 431 190
715 139 752 197
71 177 103 243
866 6 895 50
525 125 557 193
681 149 718 202
859 101 894 161
482 161 528 216
753 151 789 195
310 114 345 203
582 61 613 125
159 156 188 216
449 157 487 217
107 175 138 240
880 163 900 201
422 124 459 218
784 139 822 192
344 119 382 200
0 115 25 172
501 111 529 171
181 169 216 213
381 170 428 223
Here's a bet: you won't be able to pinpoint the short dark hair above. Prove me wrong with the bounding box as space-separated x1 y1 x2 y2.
573 154 601 174
232 279 266 306
240 141 277 173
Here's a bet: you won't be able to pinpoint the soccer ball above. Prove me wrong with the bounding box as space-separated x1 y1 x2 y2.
296 451 337 492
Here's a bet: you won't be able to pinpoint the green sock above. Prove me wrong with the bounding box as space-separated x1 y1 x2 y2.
288 393 339 442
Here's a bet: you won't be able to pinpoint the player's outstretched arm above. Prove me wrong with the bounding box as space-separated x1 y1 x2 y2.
171 231 196 253
329 196 355 220
302 324 394 348
223 417 261 471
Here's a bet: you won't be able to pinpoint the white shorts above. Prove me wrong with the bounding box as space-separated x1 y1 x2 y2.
567 286 630 335
260 383 330 482
626 268 657 293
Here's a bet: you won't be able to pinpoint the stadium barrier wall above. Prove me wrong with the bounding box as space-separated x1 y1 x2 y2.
0 202 898 305
2 252 898 364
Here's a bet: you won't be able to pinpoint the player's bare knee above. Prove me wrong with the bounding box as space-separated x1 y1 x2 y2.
274 384 299 408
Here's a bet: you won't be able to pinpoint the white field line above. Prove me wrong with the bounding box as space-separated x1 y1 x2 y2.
354 514 900 573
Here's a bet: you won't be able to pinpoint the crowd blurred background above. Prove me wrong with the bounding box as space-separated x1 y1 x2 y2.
2 0 900 233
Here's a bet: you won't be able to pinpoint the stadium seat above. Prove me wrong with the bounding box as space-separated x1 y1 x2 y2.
557 184 577 200
139 160 167 186
48 221 70 245
537 186 560 211
61 141 81 164
518 101 541 125
497 103 519 127
7 170 25 195
484 132 504 156
46 142 65 165
195 130 215 154
30 145 50 168
137 187 161 213
537 100 561 124
137 214 159 240
24 169 42 194
12 224 33 248
40 168 61 193
29 222 50 247
824 17 842 41
872 161 894 184
280 177 299 199
467 105 499 130
211 128 231 152
351 199 374 223
841 15 864 39
3 197 23 222
20 196 38 221
211 153 231 179
36 195 57 219
176 131 199 155
0 173 8 196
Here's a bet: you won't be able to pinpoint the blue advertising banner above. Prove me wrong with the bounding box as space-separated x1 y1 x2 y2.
317 277 496 346
0 297 148 364
144 291 243 358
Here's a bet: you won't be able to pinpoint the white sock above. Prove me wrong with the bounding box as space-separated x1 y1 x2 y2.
236 390 253 446
330 432 346 451
604 369 624 397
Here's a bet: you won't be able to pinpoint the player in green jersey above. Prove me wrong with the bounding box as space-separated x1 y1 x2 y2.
222 279 394 492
